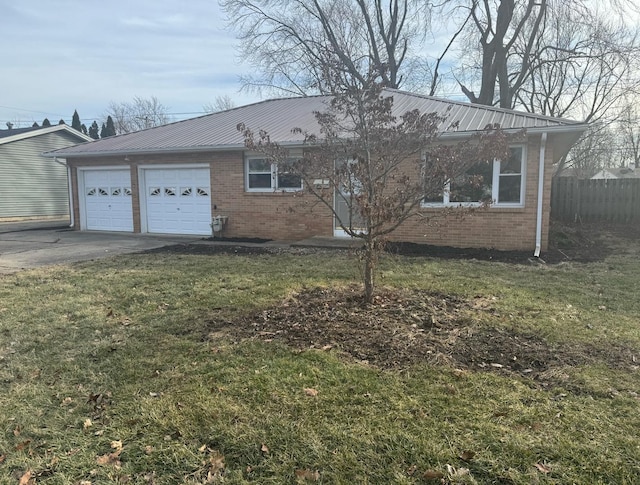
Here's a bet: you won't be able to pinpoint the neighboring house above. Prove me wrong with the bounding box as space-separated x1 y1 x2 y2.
46 89 588 252
0 125 92 220
554 167 593 179
591 164 640 179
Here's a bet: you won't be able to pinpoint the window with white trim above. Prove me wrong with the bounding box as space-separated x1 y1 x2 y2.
423 146 525 207
245 157 302 192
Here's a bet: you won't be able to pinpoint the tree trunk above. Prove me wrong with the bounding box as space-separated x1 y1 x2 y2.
363 237 378 304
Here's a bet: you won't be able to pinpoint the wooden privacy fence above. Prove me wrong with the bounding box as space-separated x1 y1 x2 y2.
551 177 640 223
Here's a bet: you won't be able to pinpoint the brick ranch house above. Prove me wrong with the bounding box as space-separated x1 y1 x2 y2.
46 89 587 253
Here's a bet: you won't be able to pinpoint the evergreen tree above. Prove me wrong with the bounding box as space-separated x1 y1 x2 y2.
32 122 40 128
89 121 100 139
80 123 88 135
72 110 82 131
58 119 65 125
42 118 51 127
105 115 116 137
99 116 117 137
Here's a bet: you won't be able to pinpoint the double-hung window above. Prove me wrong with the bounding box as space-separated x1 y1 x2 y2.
423 146 525 207
246 157 303 192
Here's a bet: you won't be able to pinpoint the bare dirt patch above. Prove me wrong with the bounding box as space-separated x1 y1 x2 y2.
207 285 638 385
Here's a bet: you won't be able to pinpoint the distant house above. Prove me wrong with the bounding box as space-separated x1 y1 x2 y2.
0 125 91 221
46 89 588 252
591 164 640 179
554 166 597 179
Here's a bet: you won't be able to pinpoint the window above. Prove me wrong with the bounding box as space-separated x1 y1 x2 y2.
496 146 524 204
423 146 525 207
246 157 302 191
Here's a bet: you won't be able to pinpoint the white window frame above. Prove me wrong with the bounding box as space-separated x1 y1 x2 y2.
245 156 303 192
422 145 526 208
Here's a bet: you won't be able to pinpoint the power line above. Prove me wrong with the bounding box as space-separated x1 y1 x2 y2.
0 105 67 119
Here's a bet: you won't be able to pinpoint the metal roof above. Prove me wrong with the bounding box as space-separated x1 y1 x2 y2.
46 89 588 158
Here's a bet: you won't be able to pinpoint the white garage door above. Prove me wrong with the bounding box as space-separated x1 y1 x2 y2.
83 170 133 232
143 168 212 235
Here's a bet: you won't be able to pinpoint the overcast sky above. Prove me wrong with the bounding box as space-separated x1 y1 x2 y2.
0 0 262 128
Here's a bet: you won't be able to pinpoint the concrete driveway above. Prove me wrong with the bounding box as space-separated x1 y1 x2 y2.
0 220 201 274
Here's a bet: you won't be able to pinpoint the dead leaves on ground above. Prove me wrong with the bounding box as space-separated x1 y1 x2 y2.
458 450 475 462
303 387 318 397
96 440 123 468
534 461 552 474
205 451 225 482
295 468 320 482
422 469 445 480
409 451 476 482
18 470 33 485
16 456 60 484
192 446 225 483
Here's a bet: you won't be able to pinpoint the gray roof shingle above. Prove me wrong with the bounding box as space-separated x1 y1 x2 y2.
0 126 41 139
46 89 588 158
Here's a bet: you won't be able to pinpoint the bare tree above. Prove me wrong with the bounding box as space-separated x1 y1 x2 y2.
515 6 640 123
563 125 617 178
105 96 171 135
448 0 640 117
617 96 640 169
221 0 430 95
203 95 236 113
453 0 549 108
239 79 510 302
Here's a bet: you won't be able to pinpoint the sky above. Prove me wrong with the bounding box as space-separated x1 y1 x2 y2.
0 0 262 128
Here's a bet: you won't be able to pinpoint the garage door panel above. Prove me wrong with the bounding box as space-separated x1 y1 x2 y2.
144 168 211 235
83 170 133 232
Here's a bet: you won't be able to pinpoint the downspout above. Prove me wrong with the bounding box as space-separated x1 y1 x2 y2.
534 132 547 257
54 157 74 228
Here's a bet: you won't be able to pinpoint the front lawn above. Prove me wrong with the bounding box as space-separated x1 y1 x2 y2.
0 229 639 484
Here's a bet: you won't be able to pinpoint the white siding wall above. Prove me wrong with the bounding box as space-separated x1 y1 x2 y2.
0 132 80 219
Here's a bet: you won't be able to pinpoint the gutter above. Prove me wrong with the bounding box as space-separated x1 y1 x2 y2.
43 142 285 159
53 156 74 228
534 132 547 257
437 124 588 142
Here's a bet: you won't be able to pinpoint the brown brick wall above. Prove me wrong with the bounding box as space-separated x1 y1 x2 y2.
68 152 332 240
67 135 552 250
211 152 333 240
391 135 553 251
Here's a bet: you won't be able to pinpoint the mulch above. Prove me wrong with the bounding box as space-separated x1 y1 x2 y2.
205 285 638 388
148 221 638 264
151 221 640 385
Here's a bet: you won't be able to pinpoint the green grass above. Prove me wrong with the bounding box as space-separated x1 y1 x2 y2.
0 248 639 484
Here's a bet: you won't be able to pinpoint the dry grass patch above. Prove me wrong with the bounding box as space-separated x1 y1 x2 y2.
0 225 639 483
